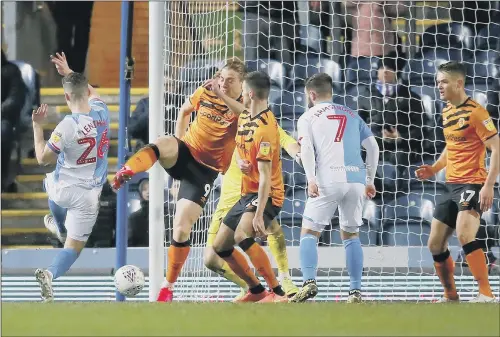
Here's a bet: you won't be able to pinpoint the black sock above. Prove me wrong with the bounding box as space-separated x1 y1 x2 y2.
273 286 286 296
249 284 265 294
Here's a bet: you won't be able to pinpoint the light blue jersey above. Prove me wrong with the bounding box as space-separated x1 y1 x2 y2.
47 98 110 188
297 102 373 186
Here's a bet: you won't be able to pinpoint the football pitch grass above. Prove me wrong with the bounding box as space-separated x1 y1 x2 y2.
2 302 499 336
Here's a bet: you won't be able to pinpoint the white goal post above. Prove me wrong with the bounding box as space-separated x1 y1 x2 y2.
149 1 500 302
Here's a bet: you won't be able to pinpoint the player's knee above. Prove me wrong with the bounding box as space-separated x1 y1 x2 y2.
172 222 191 242
203 247 219 270
457 232 475 246
427 239 446 256
234 230 249 245
154 135 178 160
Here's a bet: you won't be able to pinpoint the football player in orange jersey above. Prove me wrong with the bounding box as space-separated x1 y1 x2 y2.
112 58 247 302
416 61 499 303
208 71 288 303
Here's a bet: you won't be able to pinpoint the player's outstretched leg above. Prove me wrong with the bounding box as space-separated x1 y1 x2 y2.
35 237 85 302
204 211 249 301
290 227 320 303
341 229 363 303
112 137 178 189
456 211 496 303
428 218 459 302
267 220 299 297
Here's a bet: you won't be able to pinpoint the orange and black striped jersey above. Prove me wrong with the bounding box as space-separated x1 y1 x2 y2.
442 98 498 184
236 108 285 207
182 86 242 173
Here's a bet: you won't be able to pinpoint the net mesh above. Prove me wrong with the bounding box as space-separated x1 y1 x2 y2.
161 0 500 301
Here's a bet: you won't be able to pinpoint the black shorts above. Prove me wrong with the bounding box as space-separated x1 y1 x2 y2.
433 183 483 228
223 193 282 231
164 138 218 207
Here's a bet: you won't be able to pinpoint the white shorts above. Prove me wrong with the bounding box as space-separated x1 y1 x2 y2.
44 173 102 242
302 182 365 233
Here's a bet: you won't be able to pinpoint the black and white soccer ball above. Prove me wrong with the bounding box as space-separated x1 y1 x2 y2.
114 265 145 297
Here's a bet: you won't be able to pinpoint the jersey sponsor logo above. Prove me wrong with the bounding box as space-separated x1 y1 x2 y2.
199 111 230 126
259 142 270 156
445 134 466 142
329 165 361 172
483 117 495 131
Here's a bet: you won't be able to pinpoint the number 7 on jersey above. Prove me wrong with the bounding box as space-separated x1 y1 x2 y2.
327 115 347 142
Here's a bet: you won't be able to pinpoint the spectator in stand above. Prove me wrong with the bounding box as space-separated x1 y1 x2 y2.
343 1 408 58
128 179 150 247
129 97 150 147
46 1 94 73
240 1 298 64
1 51 26 191
129 93 184 149
356 53 427 174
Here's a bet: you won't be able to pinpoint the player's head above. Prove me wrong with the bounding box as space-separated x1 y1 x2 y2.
219 57 246 98
62 72 89 104
242 71 271 108
436 61 467 102
305 73 333 108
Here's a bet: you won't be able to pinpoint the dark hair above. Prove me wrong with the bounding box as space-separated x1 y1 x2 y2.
437 61 467 80
222 56 247 80
61 72 89 101
244 71 271 100
305 73 333 96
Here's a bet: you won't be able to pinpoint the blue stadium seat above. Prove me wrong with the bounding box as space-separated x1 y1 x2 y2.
345 57 381 87
281 156 306 193
179 58 223 83
421 23 474 52
466 54 500 85
271 87 306 119
281 225 302 246
291 55 343 93
279 187 307 227
403 49 471 85
246 59 288 89
475 22 500 51
381 193 434 246
377 163 397 192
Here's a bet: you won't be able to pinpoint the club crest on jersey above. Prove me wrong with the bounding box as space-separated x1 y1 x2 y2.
483 117 495 131
458 118 465 128
50 132 61 143
259 142 271 156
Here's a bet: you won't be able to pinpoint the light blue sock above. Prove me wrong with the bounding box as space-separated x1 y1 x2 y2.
47 248 79 279
343 237 363 291
300 233 318 282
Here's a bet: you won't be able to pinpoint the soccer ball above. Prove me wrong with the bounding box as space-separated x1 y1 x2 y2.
114 265 145 297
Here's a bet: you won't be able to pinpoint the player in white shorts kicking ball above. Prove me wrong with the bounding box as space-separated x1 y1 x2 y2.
33 52 110 302
290 73 380 303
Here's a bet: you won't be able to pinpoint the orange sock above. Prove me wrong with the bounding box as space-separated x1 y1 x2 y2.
126 145 159 173
434 254 458 300
166 242 190 284
241 239 279 289
464 241 493 297
220 248 260 288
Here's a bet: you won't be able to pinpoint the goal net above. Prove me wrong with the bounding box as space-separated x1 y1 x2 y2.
154 0 500 302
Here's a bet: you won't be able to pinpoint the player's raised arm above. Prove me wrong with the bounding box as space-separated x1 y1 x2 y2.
205 77 246 116
174 98 196 139
32 104 58 166
50 52 99 100
297 116 318 197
